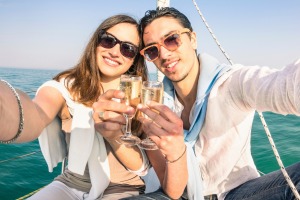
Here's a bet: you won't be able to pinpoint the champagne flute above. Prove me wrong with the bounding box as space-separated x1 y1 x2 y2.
119 74 142 146
138 81 164 150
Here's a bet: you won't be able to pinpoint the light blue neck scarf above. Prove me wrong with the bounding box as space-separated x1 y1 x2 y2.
163 54 232 199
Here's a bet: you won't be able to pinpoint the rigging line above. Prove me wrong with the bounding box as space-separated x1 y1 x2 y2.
257 170 265 176
0 150 41 164
24 89 36 94
191 0 233 65
191 0 300 199
258 113 300 199
16 186 44 200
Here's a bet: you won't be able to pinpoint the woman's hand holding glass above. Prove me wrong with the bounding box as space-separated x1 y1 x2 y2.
96 78 184 155
93 89 135 141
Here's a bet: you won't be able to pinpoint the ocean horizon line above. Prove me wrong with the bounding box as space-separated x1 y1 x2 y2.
0 66 158 73
0 66 65 71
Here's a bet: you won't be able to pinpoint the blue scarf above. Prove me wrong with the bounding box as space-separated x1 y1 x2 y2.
163 54 232 199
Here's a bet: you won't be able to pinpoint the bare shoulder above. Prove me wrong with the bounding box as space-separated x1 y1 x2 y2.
33 86 66 122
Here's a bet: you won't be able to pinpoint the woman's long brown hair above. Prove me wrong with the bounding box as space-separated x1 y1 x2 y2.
54 14 148 107
53 14 148 136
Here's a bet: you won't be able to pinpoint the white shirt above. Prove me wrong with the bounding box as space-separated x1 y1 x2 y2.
174 54 300 199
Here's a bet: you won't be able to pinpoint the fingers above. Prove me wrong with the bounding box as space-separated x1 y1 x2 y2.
144 100 182 124
93 98 134 117
137 102 183 134
94 121 123 132
93 110 125 124
98 89 124 101
137 101 184 153
98 111 105 120
139 115 184 156
139 115 164 135
94 120 124 140
92 89 135 123
93 89 134 140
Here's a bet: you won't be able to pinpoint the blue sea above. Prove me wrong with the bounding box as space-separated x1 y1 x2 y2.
0 67 299 200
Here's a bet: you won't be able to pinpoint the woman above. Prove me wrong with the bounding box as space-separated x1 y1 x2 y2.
0 14 149 199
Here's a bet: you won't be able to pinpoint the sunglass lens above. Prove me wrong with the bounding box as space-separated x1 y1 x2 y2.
121 43 137 58
164 33 181 50
99 33 137 59
99 35 116 49
144 46 159 61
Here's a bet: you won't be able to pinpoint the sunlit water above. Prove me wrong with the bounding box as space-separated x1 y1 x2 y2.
0 67 299 199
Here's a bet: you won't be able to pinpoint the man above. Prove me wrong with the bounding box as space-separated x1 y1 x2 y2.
130 7 300 200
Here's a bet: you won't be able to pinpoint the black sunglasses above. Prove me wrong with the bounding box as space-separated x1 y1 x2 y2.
140 28 191 62
98 32 138 59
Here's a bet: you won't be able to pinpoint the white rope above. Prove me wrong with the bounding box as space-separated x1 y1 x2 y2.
0 150 41 164
191 0 300 199
258 113 300 199
191 0 233 65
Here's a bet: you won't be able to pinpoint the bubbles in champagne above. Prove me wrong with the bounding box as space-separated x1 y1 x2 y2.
130 79 142 108
119 76 142 107
141 87 163 104
118 75 142 145
119 80 132 106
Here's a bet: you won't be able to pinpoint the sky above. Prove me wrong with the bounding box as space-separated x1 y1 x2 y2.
0 0 299 72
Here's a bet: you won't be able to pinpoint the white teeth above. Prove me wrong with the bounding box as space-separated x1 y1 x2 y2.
105 58 118 65
167 61 177 68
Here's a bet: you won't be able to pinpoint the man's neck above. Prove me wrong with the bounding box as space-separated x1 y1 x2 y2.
173 58 200 129
174 58 200 109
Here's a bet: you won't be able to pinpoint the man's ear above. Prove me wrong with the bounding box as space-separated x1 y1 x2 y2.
190 31 197 50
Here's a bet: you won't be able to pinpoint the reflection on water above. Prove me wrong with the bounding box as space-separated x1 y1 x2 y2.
0 67 299 199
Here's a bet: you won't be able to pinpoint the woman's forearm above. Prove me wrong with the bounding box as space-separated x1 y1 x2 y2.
0 82 63 143
107 137 144 171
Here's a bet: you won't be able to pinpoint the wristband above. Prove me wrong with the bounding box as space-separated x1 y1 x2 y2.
165 145 187 164
0 80 24 144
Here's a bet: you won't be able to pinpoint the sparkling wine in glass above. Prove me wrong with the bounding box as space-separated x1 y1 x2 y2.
138 81 163 150
119 74 142 146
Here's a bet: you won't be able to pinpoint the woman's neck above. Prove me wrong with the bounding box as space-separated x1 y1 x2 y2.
101 76 120 92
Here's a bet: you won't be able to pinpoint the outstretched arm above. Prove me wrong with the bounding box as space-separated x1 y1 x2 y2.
0 81 65 143
227 59 300 115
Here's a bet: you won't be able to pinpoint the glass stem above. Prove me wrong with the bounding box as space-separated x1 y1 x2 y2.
125 115 133 137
